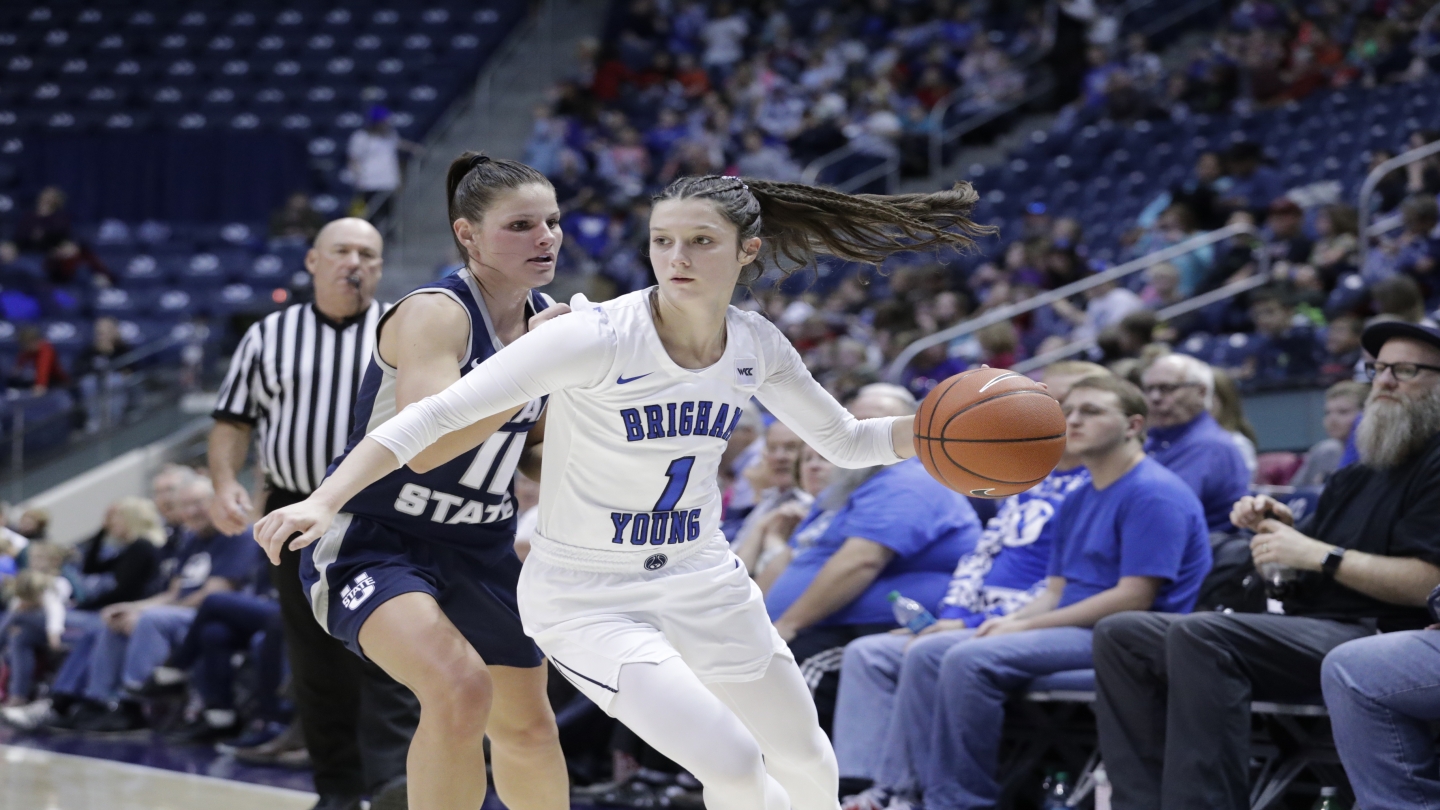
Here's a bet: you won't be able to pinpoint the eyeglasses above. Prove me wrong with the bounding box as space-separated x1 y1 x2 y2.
1363 361 1440 382
1142 382 1200 397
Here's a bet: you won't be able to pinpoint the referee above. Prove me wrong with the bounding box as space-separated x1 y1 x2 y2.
208 217 418 810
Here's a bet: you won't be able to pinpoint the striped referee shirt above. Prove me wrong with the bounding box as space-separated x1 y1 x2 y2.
212 300 387 495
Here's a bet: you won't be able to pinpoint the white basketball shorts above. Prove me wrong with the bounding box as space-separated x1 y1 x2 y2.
516 536 793 712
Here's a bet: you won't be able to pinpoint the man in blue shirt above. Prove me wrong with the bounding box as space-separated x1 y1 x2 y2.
909 374 1212 810
1141 353 1251 531
829 362 1102 808
74 477 255 732
766 384 982 732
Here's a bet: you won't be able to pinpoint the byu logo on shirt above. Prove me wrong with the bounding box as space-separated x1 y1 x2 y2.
644 553 668 571
341 571 377 610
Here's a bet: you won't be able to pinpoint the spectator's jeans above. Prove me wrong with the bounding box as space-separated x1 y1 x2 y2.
84 605 195 703
49 610 103 698
170 592 284 717
1322 630 1440 810
924 627 1095 810
832 629 976 790
1094 611 1371 810
78 371 127 432
6 611 93 700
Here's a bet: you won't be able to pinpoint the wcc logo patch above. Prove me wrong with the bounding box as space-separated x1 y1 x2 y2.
735 356 757 386
341 572 377 610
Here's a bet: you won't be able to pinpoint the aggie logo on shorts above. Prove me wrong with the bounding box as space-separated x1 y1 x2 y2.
644 554 667 571
341 572 377 610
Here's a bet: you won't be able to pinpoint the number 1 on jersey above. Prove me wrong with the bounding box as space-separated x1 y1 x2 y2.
654 456 696 512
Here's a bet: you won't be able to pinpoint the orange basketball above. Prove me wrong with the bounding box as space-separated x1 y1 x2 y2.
913 368 1067 498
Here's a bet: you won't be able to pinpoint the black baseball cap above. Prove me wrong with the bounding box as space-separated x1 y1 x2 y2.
1361 320 1440 357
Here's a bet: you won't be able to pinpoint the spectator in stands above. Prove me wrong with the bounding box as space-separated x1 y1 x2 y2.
904 374 1212 810
74 498 164 611
1373 273 1437 326
1218 141 1284 218
346 106 418 223
269 192 326 248
14 187 71 255
1365 196 1440 294
831 361 1102 810
1319 313 1364 381
2 544 73 710
1321 604 1440 808
1291 380 1370 487
1140 353 1252 531
749 444 838 593
67 478 253 732
140 570 284 745
1138 262 1183 309
10 508 49 542
732 420 810 559
1211 369 1259 474
1243 286 1320 383
766 383 981 732
74 317 132 434
735 129 802 181
1095 319 1440 810
1309 204 1359 286
1262 197 1314 264
1131 204 1213 298
44 240 112 288
1052 275 1144 344
7 325 68 395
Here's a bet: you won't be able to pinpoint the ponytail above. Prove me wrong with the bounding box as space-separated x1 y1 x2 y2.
445 151 553 261
654 176 993 282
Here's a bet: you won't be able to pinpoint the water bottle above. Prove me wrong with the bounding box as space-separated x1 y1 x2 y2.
888 591 937 634
1311 787 1347 810
1093 765 1112 810
1042 771 1071 809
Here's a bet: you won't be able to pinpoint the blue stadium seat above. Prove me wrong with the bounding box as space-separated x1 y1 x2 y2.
92 287 143 318
151 288 204 319
116 253 172 287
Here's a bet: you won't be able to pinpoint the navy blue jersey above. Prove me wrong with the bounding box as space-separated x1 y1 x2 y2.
329 270 549 554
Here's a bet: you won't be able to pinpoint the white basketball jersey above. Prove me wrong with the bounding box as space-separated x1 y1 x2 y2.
368 287 902 574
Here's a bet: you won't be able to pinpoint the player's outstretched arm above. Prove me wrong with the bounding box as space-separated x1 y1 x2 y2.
890 416 917 459
253 438 401 564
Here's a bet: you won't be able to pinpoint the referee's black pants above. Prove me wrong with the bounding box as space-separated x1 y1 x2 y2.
1093 611 1371 810
265 488 420 798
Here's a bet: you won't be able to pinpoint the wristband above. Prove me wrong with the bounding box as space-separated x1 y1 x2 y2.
1321 546 1346 579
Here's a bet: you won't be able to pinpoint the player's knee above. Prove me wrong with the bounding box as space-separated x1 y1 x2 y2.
772 727 836 775
490 708 561 754
696 731 766 785
421 664 493 738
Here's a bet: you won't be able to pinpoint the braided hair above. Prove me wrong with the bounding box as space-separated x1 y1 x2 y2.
653 175 993 283
444 151 553 261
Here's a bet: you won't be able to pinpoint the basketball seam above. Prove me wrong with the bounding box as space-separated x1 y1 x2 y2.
935 448 1056 486
913 433 1068 443
938 388 1056 442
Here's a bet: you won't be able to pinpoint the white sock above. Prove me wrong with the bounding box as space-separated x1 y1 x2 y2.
153 666 186 686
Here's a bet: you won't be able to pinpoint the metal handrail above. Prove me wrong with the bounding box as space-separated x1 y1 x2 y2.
1011 271 1274 372
1421 1 1440 58
1357 138 1440 239
1365 211 1403 238
884 222 1259 381
926 76 1055 184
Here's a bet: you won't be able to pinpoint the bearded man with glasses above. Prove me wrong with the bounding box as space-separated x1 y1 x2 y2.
1093 321 1440 810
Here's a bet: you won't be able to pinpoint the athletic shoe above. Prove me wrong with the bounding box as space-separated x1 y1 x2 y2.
1 698 52 730
129 668 188 698
166 715 241 745
233 721 305 764
885 791 923 810
78 701 147 733
370 775 407 810
45 700 105 731
842 786 893 810
215 721 288 755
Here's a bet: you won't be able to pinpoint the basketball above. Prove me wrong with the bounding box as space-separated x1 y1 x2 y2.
913 368 1067 498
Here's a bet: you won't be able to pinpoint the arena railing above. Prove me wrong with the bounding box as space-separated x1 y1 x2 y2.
2 327 207 490
1421 1 1440 59
798 144 900 194
884 222 1265 382
1356 136 1440 241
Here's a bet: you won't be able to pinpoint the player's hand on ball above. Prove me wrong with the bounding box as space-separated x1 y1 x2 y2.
254 499 340 564
528 303 571 331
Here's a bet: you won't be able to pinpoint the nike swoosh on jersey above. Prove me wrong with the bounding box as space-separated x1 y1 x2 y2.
616 373 653 384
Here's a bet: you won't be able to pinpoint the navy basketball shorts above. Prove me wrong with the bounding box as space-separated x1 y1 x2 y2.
299 512 543 669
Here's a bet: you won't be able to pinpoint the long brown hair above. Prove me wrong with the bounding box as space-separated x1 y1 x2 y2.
653 175 993 283
444 151 553 261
